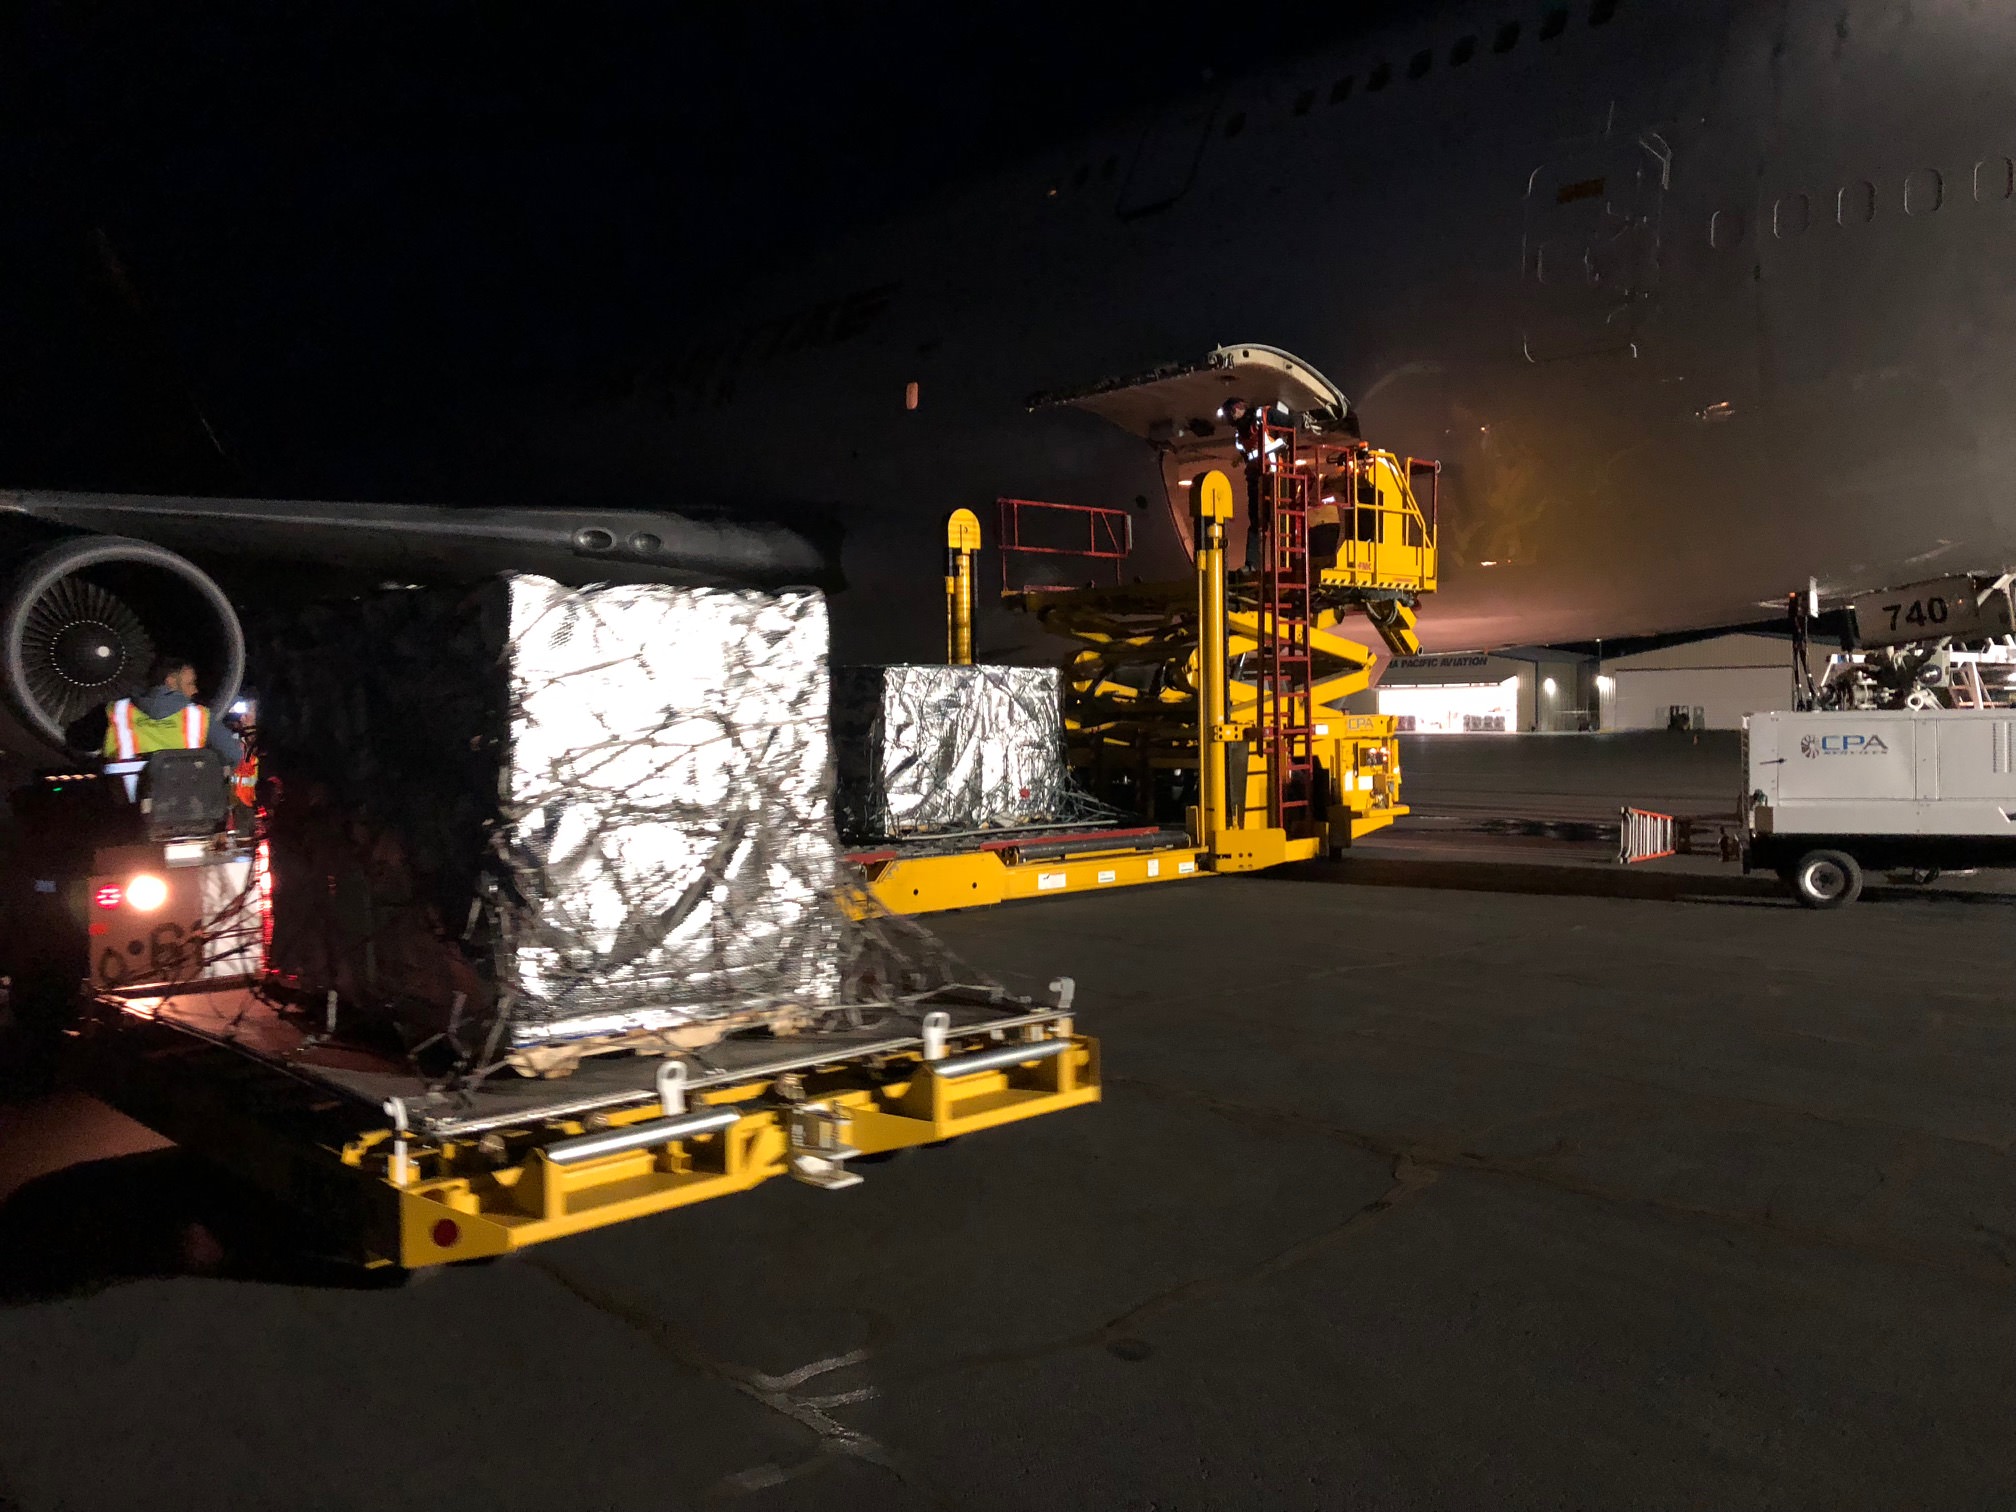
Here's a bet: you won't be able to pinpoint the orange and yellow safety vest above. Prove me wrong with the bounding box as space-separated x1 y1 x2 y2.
232 754 258 807
103 697 210 759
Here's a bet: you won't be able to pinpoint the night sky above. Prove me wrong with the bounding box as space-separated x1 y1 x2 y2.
0 1 1396 500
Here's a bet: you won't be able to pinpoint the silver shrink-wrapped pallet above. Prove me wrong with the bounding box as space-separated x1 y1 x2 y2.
497 576 846 1055
831 664 1080 841
256 573 877 1073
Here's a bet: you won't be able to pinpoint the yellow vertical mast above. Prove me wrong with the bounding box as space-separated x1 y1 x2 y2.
1191 470 1235 844
944 508 981 665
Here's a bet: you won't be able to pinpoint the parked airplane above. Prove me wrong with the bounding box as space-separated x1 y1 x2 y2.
3 0 2011 747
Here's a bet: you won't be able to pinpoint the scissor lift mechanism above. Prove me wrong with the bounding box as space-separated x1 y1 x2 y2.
1036 441 1438 863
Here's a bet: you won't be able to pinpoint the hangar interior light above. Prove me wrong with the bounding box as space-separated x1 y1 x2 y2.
1376 677 1518 734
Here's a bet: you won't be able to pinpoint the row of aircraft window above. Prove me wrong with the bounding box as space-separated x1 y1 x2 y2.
1710 160 2015 249
1052 0 1620 196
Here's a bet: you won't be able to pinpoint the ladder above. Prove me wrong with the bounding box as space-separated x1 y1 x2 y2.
1618 807 1679 864
1252 415 1317 834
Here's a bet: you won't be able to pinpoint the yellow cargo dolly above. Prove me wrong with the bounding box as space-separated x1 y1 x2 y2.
73 978 1097 1271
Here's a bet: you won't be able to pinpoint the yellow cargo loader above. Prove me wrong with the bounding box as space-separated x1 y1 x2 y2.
859 414 1439 914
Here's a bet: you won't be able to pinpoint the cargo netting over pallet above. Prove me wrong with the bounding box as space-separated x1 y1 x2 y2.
831 664 1121 843
249 574 962 1076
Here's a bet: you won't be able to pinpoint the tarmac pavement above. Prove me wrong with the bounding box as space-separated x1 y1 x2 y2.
0 858 2009 1510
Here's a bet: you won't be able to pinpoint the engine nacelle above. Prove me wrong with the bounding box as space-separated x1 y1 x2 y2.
0 535 243 752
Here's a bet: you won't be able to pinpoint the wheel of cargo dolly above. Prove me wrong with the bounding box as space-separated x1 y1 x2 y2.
1790 849 1862 910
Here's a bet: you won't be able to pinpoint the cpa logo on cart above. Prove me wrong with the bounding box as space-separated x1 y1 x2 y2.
1800 732 1890 758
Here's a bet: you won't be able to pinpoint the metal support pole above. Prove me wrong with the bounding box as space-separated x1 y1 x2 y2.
945 508 981 665
1192 470 1235 846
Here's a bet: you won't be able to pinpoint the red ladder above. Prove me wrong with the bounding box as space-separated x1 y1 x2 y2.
1251 416 1318 834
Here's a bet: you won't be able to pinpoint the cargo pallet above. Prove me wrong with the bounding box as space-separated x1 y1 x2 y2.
72 980 1098 1271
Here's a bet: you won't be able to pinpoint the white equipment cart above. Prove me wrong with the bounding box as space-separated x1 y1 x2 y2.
1745 709 2016 907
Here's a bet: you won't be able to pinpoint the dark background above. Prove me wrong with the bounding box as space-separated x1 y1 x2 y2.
0 0 1396 500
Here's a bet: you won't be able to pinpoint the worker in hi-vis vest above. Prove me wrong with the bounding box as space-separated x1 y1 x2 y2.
102 654 244 800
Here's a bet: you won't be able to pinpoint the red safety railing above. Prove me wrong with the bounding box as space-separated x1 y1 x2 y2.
996 497 1132 592
1250 415 1317 835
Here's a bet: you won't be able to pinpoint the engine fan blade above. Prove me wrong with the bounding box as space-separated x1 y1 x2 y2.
20 573 153 726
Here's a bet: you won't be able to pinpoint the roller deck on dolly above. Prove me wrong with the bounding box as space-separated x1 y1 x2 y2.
854 344 1439 916
71 968 1095 1272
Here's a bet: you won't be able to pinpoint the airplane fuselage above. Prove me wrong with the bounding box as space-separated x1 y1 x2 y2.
562 0 2016 664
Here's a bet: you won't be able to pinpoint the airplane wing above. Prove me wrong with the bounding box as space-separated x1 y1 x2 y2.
0 489 836 590
0 489 838 753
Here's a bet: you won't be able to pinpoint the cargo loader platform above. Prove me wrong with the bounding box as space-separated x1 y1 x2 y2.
849 824 1203 913
71 979 1099 1271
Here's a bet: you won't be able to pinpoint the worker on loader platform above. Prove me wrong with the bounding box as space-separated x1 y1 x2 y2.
1224 398 1267 570
1231 398 1301 571
100 655 243 774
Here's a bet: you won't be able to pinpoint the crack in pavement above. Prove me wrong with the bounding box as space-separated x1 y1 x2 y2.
1111 1074 2016 1289
525 1257 944 1506
913 1155 1440 1381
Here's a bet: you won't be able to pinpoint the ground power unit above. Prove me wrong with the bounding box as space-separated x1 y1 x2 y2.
1745 709 2016 907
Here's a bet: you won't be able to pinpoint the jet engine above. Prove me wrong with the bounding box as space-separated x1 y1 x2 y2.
0 535 243 751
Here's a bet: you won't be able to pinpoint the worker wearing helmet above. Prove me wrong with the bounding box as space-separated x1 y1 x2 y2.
224 700 260 826
102 655 244 797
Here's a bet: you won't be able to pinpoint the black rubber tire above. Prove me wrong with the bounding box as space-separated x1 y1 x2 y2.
1791 849 1862 910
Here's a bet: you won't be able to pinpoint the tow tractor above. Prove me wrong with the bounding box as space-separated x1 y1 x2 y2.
11 748 1098 1273
852 345 1439 915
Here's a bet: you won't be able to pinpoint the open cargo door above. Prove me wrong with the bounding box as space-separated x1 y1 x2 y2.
1032 344 1353 557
